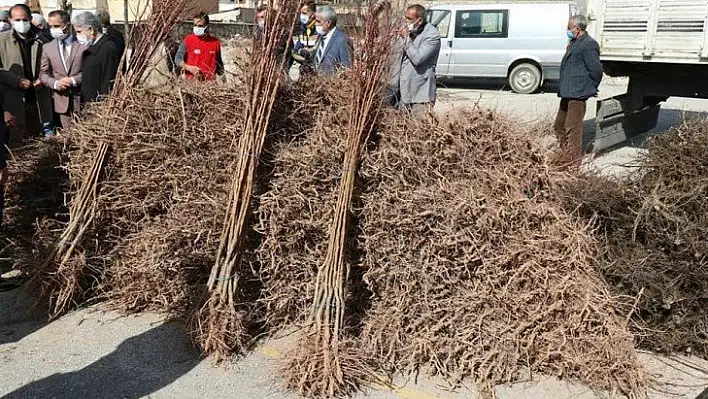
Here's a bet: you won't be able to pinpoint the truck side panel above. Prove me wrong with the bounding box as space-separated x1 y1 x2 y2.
594 0 650 58
589 0 708 63
653 0 708 60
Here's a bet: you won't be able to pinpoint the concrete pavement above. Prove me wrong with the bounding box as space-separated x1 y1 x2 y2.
2 77 708 399
2 287 707 398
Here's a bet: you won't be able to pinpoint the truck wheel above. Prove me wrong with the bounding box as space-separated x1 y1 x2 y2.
509 63 542 94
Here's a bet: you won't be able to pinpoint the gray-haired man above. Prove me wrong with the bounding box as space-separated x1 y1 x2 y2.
0 11 10 32
73 11 118 103
314 6 352 75
554 14 603 167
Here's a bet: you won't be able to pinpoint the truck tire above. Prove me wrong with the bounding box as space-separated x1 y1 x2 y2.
509 63 542 94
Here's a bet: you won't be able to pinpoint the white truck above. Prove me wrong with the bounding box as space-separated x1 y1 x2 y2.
587 0 708 150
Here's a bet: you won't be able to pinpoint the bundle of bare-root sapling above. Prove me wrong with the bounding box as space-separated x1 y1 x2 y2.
32 0 190 318
189 2 297 360
285 8 392 397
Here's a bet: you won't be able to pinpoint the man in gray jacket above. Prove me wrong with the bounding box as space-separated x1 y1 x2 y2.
398 4 440 114
554 14 603 167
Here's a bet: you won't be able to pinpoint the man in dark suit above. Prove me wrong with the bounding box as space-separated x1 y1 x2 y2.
555 14 603 167
72 11 118 103
313 5 352 75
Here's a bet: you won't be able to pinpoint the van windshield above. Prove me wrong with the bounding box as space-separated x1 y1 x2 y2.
426 10 451 37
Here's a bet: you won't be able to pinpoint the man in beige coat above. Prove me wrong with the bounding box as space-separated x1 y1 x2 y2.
40 10 85 130
0 4 53 140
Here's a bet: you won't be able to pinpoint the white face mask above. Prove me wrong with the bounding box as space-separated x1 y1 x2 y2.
76 34 91 45
0 22 10 32
300 14 309 25
407 22 417 31
257 20 264 29
193 26 206 36
12 20 30 35
315 25 324 35
50 27 66 40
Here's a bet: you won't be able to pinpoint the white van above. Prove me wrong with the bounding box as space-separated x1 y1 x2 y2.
427 3 571 93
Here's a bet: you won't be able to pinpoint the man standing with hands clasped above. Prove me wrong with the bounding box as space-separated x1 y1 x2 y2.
0 4 53 141
40 10 86 131
554 14 603 168
397 4 440 116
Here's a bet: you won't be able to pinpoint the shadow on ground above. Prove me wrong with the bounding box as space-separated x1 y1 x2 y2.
582 108 708 155
1 322 200 399
438 77 560 94
0 288 46 345
0 139 68 344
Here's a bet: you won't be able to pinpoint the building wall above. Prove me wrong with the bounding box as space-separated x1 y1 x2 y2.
33 0 217 21
107 0 217 22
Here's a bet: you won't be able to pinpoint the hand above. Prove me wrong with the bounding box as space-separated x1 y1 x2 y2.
55 80 69 91
33 79 44 89
184 65 201 75
399 27 409 38
18 78 31 90
4 111 16 129
0 168 8 186
59 77 73 87
298 48 310 59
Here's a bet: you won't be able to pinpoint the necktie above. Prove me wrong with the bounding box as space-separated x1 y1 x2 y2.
317 36 326 62
60 42 67 69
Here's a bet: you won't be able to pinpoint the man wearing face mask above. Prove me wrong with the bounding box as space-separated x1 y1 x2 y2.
291 1 318 77
0 11 11 33
40 10 86 130
32 13 52 42
0 3 54 141
555 14 602 168
398 4 440 115
73 11 118 103
313 6 351 75
174 12 224 81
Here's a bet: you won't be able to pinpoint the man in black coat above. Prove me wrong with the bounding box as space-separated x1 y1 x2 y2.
73 12 118 103
554 14 603 167
96 9 125 64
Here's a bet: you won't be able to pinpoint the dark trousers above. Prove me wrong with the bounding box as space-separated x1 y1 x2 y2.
385 86 400 108
553 98 586 166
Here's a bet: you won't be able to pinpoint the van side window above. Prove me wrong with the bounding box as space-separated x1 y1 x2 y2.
426 10 452 37
455 10 509 38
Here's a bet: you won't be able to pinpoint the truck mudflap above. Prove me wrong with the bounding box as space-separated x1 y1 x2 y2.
593 94 661 152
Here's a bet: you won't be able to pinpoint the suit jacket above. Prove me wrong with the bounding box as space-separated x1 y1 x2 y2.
400 23 441 105
81 35 119 103
0 28 53 124
40 36 87 114
559 33 603 100
316 27 352 75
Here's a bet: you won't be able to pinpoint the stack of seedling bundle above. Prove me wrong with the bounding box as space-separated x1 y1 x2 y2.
188 1 299 360
33 0 193 317
561 119 708 358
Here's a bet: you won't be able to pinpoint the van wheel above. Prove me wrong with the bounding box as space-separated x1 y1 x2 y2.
509 63 541 94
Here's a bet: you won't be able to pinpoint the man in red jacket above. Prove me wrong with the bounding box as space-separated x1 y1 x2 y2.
174 12 224 81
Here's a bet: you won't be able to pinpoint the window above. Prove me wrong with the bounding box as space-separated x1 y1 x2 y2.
455 10 509 38
426 10 452 38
